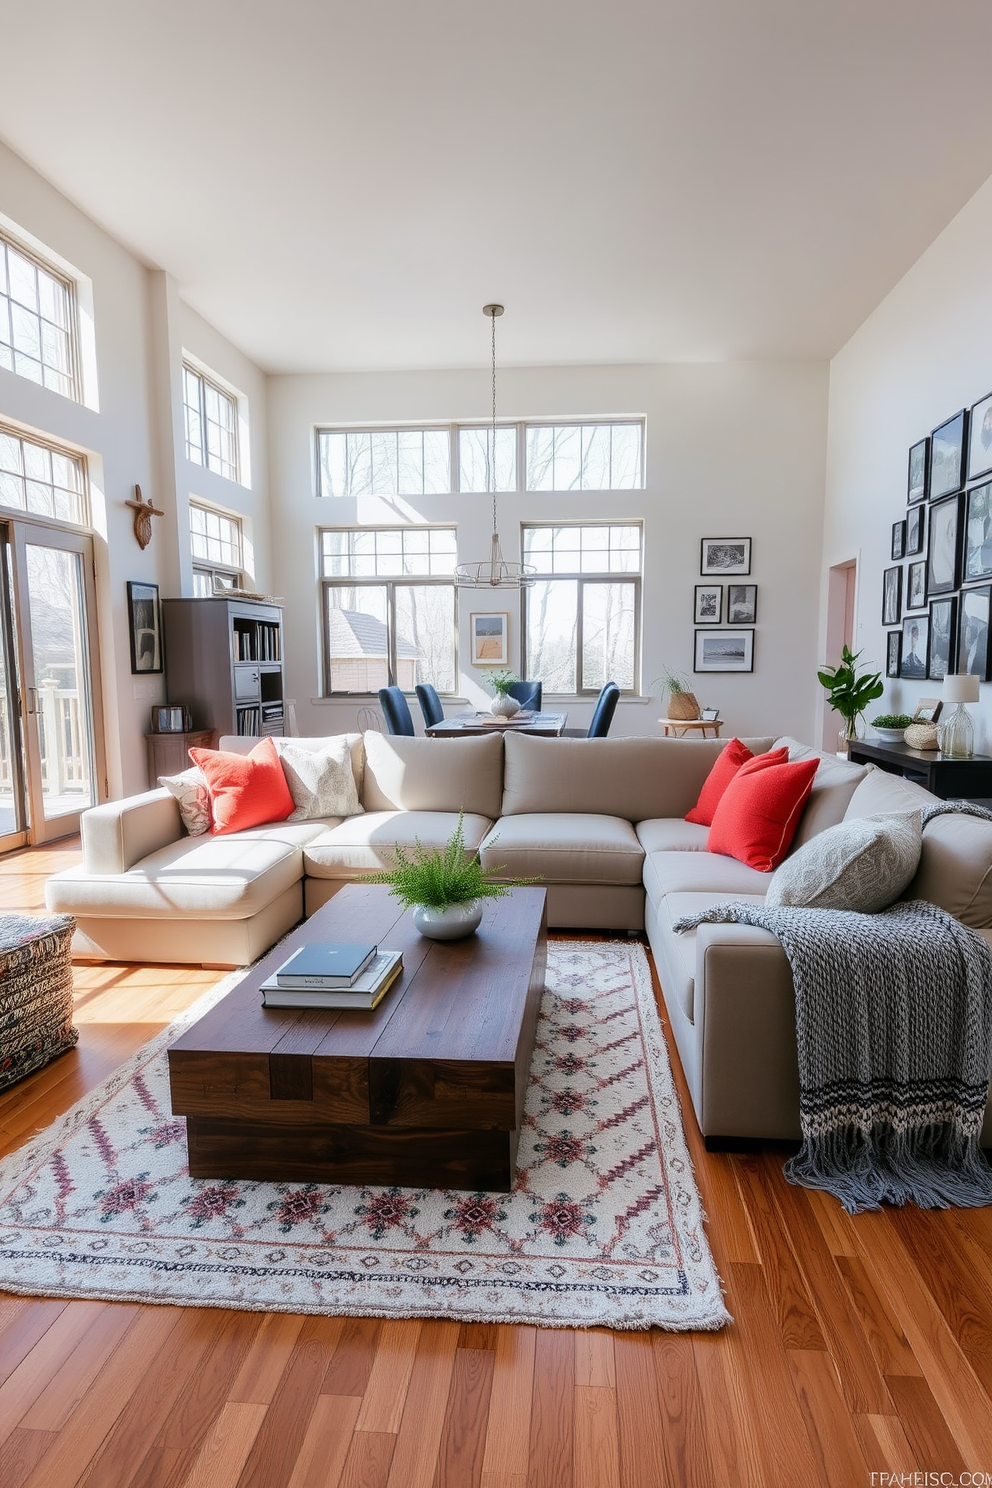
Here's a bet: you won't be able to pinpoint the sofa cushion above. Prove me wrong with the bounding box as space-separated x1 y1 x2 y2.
480 813 644 886
361 731 503 818
276 737 363 820
772 737 869 847
684 738 761 825
651 889 769 1022
636 819 711 854
158 767 211 836
190 737 294 835
708 755 818 870
303 811 493 879
904 811 992 928
843 764 940 819
643 849 772 908
220 734 366 801
766 810 922 912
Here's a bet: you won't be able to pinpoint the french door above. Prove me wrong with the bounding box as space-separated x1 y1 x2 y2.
0 521 104 847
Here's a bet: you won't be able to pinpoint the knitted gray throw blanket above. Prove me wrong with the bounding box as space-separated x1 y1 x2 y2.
672 895 992 1214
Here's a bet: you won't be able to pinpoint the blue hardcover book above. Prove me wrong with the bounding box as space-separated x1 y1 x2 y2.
274 942 377 988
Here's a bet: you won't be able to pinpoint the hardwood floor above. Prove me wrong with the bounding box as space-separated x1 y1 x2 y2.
1 842 990 1486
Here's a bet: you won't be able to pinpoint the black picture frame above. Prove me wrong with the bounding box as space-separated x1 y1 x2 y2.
968 392 992 483
891 520 906 560
127 581 163 675
725 583 756 625
693 629 754 672
886 630 902 678
906 559 927 611
882 565 902 627
927 595 958 681
900 614 929 679
906 504 925 556
929 409 967 500
694 584 722 624
926 491 964 595
700 538 751 575
964 480 992 583
958 584 992 681
908 437 929 504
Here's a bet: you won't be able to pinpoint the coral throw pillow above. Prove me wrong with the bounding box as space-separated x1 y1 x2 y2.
708 755 819 871
685 742 787 826
189 737 295 836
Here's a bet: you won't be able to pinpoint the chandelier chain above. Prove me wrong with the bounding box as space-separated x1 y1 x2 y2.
490 306 498 536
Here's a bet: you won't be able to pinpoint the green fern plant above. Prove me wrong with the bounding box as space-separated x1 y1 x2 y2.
368 812 534 910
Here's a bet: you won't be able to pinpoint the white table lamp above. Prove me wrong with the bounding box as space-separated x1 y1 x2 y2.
941 673 980 757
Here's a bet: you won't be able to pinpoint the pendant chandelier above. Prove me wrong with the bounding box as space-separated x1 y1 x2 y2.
454 304 536 589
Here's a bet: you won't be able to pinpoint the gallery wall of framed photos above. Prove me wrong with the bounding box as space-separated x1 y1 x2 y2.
693 537 757 673
884 391 992 685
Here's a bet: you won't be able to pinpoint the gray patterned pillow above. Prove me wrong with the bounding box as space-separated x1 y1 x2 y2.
158 766 211 836
276 737 363 821
765 810 922 913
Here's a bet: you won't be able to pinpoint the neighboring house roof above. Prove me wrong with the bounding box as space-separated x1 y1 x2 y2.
326 608 420 660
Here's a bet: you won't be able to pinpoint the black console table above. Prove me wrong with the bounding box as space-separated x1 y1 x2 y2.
846 738 992 800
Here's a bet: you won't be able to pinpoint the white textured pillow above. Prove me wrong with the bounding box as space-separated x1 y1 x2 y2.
276 737 363 821
765 810 922 913
158 767 211 836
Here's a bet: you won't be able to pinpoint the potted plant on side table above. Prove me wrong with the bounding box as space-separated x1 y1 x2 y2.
817 645 884 752
654 665 700 721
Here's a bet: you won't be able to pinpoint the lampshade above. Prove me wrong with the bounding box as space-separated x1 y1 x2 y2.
942 674 980 704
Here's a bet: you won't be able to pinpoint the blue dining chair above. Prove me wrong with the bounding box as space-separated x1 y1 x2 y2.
507 679 542 712
415 682 444 728
587 681 620 738
378 686 416 736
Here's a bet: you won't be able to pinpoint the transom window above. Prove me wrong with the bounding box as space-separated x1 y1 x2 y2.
319 526 456 695
183 363 239 482
522 523 642 694
189 502 245 596
0 425 87 525
319 429 450 497
526 423 642 491
0 232 78 401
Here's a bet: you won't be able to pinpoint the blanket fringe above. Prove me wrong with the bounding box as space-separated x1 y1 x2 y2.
785 1122 992 1214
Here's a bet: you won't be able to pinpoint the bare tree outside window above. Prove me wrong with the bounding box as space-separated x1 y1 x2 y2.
523 525 642 694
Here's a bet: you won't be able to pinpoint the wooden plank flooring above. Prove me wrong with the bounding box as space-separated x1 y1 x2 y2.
1 841 990 1485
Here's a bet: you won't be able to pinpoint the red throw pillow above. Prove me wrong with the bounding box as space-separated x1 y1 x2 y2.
707 755 819 871
685 742 787 826
189 737 294 836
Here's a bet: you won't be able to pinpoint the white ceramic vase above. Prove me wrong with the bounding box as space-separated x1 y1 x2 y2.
412 900 484 940
490 692 520 718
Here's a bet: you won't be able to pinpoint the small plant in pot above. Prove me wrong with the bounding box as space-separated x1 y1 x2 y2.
482 668 520 718
653 665 700 721
870 711 914 743
817 645 884 745
368 812 535 940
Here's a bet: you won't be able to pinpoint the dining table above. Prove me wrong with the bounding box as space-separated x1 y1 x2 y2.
425 710 568 738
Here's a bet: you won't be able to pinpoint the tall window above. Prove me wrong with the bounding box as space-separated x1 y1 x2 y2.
522 524 642 694
0 425 87 525
0 232 78 400
320 527 457 694
183 363 239 482
189 502 244 596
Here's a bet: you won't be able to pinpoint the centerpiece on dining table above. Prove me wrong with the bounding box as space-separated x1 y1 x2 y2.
482 668 522 718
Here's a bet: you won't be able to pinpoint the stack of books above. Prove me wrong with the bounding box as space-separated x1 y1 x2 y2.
260 941 403 1010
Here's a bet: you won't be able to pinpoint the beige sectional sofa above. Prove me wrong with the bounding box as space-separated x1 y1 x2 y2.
45 728 992 1143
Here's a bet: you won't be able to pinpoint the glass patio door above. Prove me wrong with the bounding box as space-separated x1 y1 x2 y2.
0 529 27 851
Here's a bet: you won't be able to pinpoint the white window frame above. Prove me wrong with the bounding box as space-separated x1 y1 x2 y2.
0 228 80 402
0 421 89 527
182 360 241 483
189 500 245 595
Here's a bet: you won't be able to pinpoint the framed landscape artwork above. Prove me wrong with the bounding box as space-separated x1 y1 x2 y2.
905 503 925 556
907 437 929 504
700 538 751 575
906 560 927 611
900 614 929 679
926 492 963 596
886 630 901 678
964 481 992 583
958 584 992 680
929 409 966 500
926 596 957 680
469 612 508 666
694 584 722 623
882 565 902 627
968 391 992 482
694 629 754 672
726 584 756 624
891 520 906 560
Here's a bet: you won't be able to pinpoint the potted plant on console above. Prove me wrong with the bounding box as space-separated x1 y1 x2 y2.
817 645 884 751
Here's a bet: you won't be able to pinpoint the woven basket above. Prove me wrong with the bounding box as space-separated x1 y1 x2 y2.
903 722 939 750
667 690 701 720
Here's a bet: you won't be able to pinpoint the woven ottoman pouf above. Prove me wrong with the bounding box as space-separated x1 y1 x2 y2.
0 913 77 1093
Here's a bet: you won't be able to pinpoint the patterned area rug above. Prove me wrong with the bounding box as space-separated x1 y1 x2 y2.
0 941 729 1331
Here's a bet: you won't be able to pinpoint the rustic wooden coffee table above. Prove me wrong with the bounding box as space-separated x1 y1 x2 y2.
168 884 547 1191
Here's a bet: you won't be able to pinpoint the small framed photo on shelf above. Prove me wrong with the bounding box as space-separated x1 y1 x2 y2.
726 583 756 624
908 437 929 504
469 612 509 666
905 503 925 556
927 595 958 681
906 559 927 610
929 409 967 500
891 520 906 560
959 584 992 680
926 491 963 595
913 696 943 724
127 581 163 675
900 614 929 679
968 391 992 482
882 564 902 627
700 537 751 575
694 629 754 672
964 480 992 583
886 630 902 678
694 584 722 624
151 706 186 733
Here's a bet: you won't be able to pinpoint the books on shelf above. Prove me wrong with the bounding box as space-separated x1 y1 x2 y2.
275 942 377 987
261 949 403 1009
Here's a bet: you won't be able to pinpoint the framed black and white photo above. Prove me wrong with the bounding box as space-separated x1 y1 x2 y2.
882 564 902 627
469 611 508 666
900 614 929 679
964 480 992 583
968 392 992 483
891 520 906 561
926 491 963 595
906 503 925 556
694 584 722 624
700 537 751 575
927 596 958 681
906 559 927 610
127 581 162 674
958 584 992 680
694 629 754 672
886 630 902 678
929 409 967 500
726 583 756 624
908 437 929 504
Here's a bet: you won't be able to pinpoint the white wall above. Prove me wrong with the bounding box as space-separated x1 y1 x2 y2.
824 172 992 753
268 360 829 739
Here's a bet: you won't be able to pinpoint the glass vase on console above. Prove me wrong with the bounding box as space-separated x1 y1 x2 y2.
939 674 980 758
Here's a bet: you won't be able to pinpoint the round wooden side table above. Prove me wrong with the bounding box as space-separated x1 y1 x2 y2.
659 719 723 739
